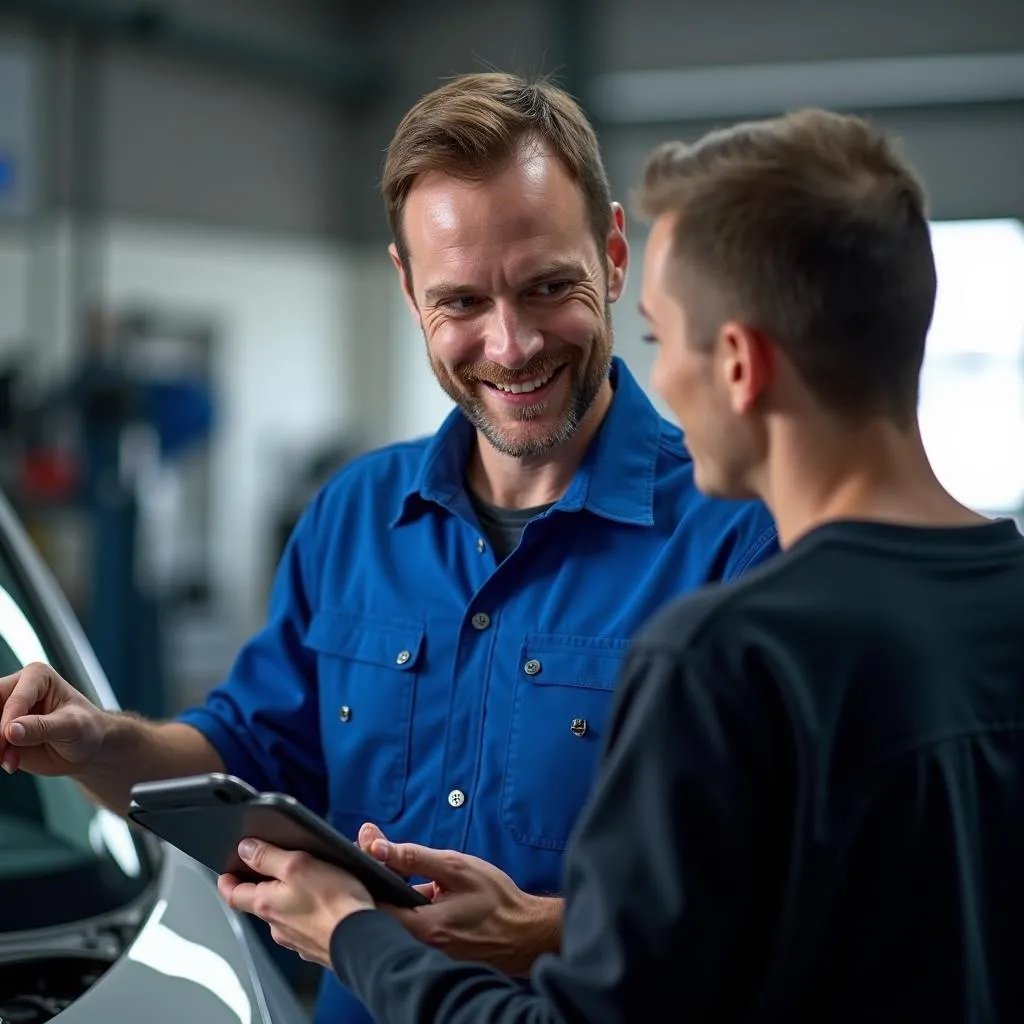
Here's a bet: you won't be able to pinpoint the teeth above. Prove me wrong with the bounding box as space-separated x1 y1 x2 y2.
496 369 555 394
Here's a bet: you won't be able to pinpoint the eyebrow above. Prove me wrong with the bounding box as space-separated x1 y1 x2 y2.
423 259 589 306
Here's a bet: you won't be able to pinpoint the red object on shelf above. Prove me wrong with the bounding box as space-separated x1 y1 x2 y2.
20 449 80 501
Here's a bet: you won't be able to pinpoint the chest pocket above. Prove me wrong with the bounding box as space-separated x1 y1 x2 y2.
501 633 628 851
304 609 424 823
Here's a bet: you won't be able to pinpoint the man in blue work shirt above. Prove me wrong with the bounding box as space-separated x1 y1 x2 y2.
0 72 777 1024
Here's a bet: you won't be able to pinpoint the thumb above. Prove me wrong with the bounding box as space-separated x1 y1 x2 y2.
372 842 470 889
5 709 82 746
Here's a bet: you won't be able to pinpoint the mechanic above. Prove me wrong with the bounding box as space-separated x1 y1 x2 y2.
220 108 1024 1022
0 72 776 1024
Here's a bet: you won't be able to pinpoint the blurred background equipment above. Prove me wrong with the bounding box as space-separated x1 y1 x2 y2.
10 302 217 719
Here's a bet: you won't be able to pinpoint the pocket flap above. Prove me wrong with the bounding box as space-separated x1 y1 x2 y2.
519 633 629 690
305 610 424 671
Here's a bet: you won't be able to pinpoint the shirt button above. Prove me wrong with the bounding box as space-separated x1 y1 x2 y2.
339 705 352 723
396 650 411 666
447 789 466 808
524 658 541 676
476 537 486 554
471 612 491 631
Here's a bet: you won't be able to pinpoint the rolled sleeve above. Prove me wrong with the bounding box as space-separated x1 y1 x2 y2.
176 505 328 814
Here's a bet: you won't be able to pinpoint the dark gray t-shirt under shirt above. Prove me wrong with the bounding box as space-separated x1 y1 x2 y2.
467 489 554 563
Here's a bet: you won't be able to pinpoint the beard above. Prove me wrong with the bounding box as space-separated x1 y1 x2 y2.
429 311 614 458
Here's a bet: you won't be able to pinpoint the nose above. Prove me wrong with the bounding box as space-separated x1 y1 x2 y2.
483 303 544 369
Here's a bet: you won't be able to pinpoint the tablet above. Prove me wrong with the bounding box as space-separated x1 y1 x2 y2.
127 773 429 909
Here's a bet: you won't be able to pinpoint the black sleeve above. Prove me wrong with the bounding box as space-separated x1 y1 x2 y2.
330 639 794 1024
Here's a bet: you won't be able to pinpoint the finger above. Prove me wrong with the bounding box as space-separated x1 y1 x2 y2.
238 839 296 880
225 879 261 915
0 667 49 739
3 706 83 772
217 873 239 901
378 883 435 918
371 841 467 888
0 675 12 757
379 886 440 936
358 822 387 854
0 673 26 764
5 708 82 746
406 881 439 906
0 672 19 708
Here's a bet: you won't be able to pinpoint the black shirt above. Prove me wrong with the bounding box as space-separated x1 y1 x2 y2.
330 518 1024 1023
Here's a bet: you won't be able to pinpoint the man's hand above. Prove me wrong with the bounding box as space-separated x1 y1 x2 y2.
357 823 562 976
0 662 106 776
218 840 375 967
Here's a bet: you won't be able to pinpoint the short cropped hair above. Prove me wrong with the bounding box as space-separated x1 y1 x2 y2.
636 108 937 423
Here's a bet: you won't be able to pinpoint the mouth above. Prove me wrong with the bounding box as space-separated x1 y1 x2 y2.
481 364 568 405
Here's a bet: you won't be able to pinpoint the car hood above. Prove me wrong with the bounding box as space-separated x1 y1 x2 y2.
42 848 306 1024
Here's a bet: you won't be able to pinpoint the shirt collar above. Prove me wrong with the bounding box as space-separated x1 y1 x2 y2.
391 356 665 528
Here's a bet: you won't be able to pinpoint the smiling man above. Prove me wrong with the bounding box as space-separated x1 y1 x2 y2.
411 160 616 462
388 121 620 514
0 73 776 1024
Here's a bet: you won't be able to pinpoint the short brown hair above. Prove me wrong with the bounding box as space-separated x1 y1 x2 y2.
382 72 613 271
636 108 937 423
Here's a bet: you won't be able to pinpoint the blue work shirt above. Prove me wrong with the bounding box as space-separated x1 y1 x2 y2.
177 357 778 1024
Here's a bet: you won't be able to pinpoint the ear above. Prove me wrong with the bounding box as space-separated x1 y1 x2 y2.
718 321 773 414
605 202 629 303
389 243 420 323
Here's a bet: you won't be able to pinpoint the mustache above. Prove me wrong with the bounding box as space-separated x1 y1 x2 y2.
458 355 570 386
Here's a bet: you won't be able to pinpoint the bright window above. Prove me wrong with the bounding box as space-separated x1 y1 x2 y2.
919 219 1024 514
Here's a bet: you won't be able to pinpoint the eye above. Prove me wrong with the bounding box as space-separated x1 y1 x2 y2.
443 296 483 313
642 333 659 345
532 281 572 299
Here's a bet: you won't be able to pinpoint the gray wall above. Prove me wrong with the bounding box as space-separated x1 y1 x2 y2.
616 0 1024 222
597 0 1024 220
599 0 1022 68
5 0 1023 238
0 36 38 219
347 0 1024 233
605 105 1024 225
97 49 353 234
1 0 362 236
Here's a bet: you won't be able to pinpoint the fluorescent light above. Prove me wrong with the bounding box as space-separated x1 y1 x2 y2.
590 51 1024 124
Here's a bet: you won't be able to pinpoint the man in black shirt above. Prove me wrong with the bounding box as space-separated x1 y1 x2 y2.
218 108 1024 1022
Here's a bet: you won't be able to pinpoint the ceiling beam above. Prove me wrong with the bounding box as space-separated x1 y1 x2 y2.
589 51 1024 125
0 0 390 103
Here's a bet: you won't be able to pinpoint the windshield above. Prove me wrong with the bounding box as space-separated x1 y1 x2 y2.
0 532 153 933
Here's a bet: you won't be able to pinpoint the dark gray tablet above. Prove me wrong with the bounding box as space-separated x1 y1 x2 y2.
127 773 429 908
